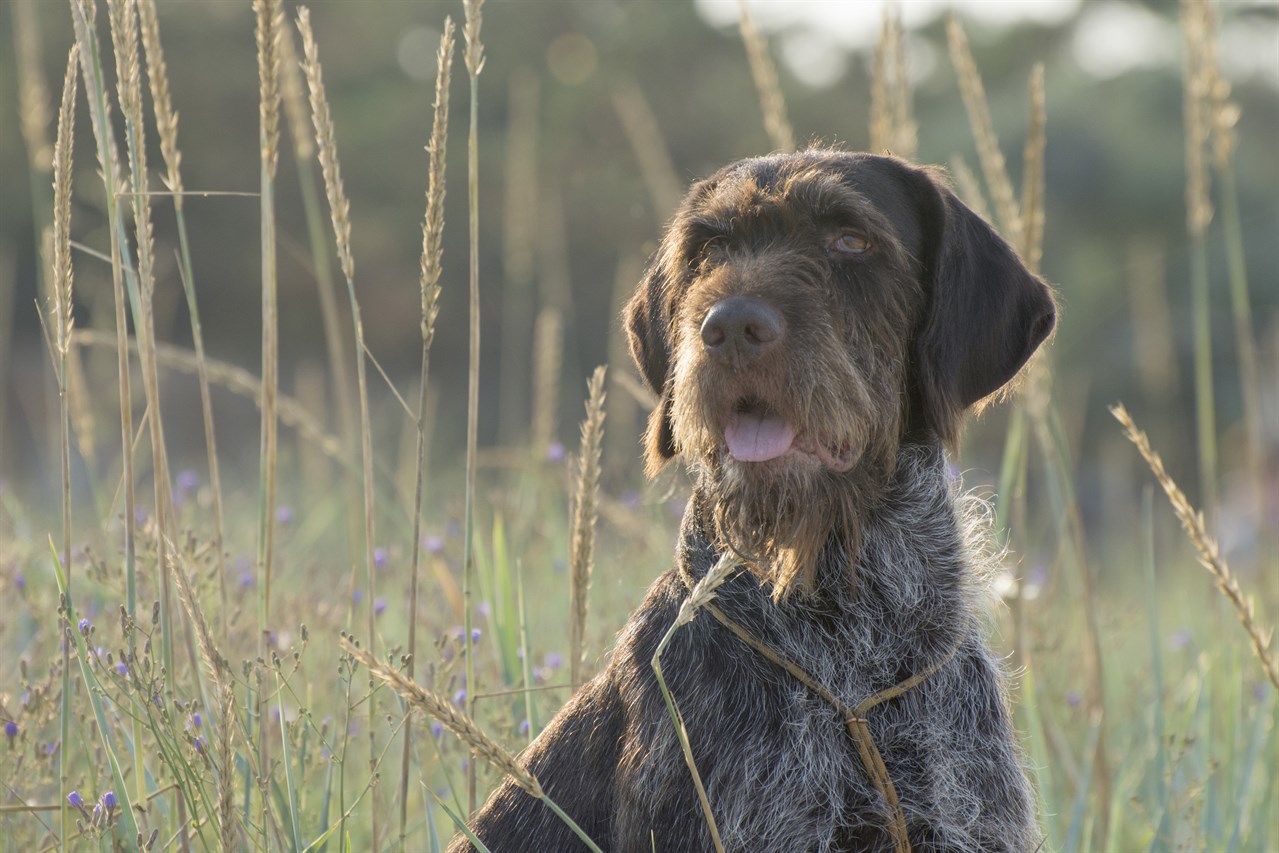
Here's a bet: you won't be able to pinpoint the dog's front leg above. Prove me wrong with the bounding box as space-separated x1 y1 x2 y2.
448 675 625 852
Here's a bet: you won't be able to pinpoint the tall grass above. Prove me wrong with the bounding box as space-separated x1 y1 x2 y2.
0 3 1273 852
401 18 455 850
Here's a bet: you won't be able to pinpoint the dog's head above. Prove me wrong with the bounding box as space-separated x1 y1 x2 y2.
625 149 1055 596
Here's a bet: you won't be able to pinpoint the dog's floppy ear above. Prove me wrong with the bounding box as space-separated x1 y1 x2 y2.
625 258 677 477
914 176 1056 444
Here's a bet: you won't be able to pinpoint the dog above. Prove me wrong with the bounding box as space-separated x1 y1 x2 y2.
451 149 1056 852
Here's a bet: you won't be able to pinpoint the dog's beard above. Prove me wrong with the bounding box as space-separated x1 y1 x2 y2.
694 455 872 600
668 299 910 599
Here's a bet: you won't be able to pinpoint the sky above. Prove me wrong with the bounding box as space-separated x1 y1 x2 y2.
693 0 1279 89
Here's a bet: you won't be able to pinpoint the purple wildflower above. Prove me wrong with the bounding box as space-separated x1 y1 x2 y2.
239 571 255 589
424 535 444 554
275 505 294 525
546 442 565 462
1065 690 1083 709
78 618 91 634
352 589 364 604
477 601 491 619
471 628 482 644
453 689 467 706
431 721 443 738
1169 628 1193 652
374 547 388 569
545 652 564 671
116 661 128 676
519 719 530 735
193 735 206 753
101 791 117 810
177 469 199 492
374 597 388 617
67 791 84 810
14 573 25 591
192 711 203 729
4 720 17 739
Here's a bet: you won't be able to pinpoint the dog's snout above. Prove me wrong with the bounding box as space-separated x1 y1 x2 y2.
700 297 784 363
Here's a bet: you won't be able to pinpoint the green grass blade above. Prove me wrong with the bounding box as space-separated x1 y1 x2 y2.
1062 711 1102 853
48 538 141 842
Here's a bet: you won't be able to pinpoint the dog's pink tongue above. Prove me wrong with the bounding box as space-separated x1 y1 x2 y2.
725 412 795 462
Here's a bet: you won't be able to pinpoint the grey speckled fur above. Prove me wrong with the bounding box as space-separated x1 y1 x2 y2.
452 446 1040 852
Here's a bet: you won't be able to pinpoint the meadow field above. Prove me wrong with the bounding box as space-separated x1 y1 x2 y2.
0 0 1275 850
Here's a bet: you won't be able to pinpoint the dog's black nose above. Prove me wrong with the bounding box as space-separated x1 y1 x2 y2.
700 296 784 363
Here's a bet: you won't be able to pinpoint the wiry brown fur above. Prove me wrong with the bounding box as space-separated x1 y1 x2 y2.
452 148 1056 852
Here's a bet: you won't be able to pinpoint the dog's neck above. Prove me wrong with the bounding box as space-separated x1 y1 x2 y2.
679 440 975 609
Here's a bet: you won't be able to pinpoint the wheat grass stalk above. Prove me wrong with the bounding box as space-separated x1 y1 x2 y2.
400 18 454 850
109 1 187 784
51 43 79 853
1180 0 1218 519
462 0 486 816
69 0 147 819
343 639 606 852
254 0 284 843
254 0 282 633
946 17 1019 238
53 49 78 369
138 0 230 639
1111 404 1278 691
1203 27 1260 463
869 5 916 159
1019 64 1046 274
278 23 362 563
297 9 382 844
1200 0 1264 534
569 366 607 688
737 1 794 152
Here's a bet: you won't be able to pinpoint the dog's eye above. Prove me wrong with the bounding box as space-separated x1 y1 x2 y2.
831 232 872 255
692 236 728 268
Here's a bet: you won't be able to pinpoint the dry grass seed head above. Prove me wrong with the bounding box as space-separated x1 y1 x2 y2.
297 6 354 282
136 0 183 202
738 2 794 152
463 0 486 78
53 44 80 359
421 18 455 346
570 365 607 683
342 638 543 798
1112 404 1279 691
255 0 284 178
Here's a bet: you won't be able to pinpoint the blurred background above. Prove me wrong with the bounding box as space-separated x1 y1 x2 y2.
1 2 1276 847
1 0 1276 559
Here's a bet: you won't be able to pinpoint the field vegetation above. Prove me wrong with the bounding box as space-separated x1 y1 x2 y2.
0 0 1275 850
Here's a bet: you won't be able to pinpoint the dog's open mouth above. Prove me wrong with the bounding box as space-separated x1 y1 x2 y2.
723 399 857 472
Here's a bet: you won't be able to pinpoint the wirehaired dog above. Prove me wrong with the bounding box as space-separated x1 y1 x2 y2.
452 149 1056 852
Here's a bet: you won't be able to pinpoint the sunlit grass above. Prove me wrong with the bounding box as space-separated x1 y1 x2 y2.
0 2 1273 851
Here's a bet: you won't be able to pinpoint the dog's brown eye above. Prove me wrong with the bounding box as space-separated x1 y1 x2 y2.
831 232 871 255
693 236 728 268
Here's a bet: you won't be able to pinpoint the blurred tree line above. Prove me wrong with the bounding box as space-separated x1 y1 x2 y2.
0 0 1275 511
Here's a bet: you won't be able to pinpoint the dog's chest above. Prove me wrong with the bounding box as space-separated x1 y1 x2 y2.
614 566 976 853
